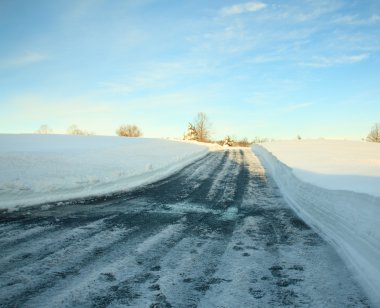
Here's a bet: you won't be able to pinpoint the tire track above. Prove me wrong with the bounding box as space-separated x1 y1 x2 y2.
0 216 114 276
0 223 57 250
0 149 371 307
199 150 370 307
25 218 187 308
0 224 133 306
133 150 228 205
128 213 236 308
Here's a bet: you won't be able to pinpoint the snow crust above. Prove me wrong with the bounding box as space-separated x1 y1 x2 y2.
258 140 380 197
0 134 210 210
252 140 380 305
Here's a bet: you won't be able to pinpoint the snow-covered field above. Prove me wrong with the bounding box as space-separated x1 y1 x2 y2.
253 140 380 305
0 135 210 210
1 135 378 304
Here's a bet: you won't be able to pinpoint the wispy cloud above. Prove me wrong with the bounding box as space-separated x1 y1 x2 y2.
248 54 283 64
348 54 369 62
99 82 133 93
300 53 369 68
99 63 181 94
281 102 314 112
200 21 254 53
372 15 380 23
220 1 267 16
1 52 48 68
254 1 342 24
333 14 380 26
100 60 217 94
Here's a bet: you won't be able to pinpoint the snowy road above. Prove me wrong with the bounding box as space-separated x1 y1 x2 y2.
0 149 370 307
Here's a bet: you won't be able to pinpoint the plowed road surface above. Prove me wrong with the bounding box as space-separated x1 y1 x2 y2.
0 149 370 307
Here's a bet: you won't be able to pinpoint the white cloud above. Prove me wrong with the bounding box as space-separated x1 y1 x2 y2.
98 63 182 95
1 52 47 67
248 54 283 64
283 102 314 112
300 53 369 68
334 15 380 26
220 1 267 16
348 54 368 62
372 15 380 23
99 82 133 93
100 60 216 95
333 15 358 24
333 14 380 25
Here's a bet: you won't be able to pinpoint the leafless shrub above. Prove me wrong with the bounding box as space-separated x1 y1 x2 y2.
367 123 380 142
235 137 251 147
35 125 53 134
67 124 93 136
252 137 269 143
116 124 142 137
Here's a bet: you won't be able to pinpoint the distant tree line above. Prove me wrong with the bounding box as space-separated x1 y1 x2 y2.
34 123 143 137
33 120 380 143
183 112 272 147
33 118 271 145
218 136 252 147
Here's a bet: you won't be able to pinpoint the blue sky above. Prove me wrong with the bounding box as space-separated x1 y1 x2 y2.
1 0 379 140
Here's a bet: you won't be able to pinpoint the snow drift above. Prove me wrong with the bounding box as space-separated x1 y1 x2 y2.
252 140 380 305
0 134 209 210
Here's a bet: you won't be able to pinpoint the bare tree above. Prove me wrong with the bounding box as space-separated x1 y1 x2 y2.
194 112 211 142
367 123 380 142
116 124 142 137
67 124 93 136
35 125 52 134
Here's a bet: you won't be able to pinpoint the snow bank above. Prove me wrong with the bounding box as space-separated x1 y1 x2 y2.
0 134 210 210
252 140 380 305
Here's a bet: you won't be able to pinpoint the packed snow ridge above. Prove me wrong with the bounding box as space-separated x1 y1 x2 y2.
252 140 380 305
0 134 211 210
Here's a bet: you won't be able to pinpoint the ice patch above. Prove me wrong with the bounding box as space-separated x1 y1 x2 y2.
222 207 238 220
